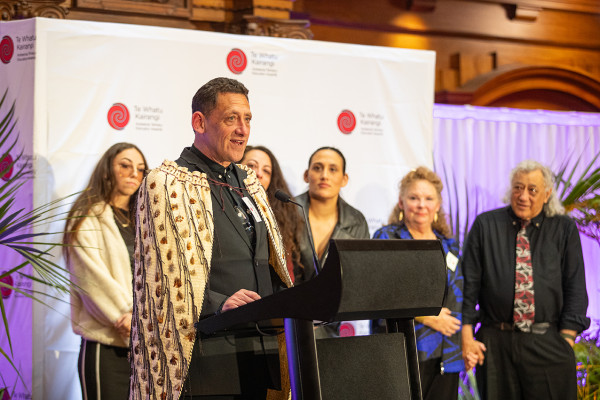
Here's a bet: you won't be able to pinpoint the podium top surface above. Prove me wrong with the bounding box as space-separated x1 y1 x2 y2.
196 238 447 335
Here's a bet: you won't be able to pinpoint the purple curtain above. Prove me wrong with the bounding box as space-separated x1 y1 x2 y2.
433 104 600 329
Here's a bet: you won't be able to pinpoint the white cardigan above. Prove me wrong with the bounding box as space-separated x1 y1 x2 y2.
68 202 133 347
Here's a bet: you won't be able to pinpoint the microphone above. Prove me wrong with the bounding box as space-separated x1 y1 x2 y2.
274 189 293 204
274 189 320 277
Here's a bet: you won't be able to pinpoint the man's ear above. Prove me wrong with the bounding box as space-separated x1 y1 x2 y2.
544 188 553 204
192 111 207 134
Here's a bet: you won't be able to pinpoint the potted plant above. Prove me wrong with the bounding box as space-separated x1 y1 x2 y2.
0 89 73 398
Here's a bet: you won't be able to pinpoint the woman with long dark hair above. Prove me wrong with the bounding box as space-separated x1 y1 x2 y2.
64 142 147 400
241 145 303 281
296 146 369 282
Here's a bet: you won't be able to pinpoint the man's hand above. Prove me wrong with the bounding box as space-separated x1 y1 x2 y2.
464 351 480 371
222 289 262 312
560 329 577 347
418 307 461 337
462 324 487 370
115 312 132 338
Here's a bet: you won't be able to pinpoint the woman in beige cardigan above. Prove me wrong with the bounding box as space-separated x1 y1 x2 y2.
64 142 147 400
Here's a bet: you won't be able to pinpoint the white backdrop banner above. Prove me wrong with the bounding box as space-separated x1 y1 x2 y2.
3 17 436 398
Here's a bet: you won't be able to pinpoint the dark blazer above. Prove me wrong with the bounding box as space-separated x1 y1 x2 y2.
176 147 283 396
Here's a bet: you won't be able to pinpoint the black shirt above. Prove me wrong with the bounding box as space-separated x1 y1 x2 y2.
112 206 134 269
294 191 370 283
461 206 590 332
190 145 242 197
189 145 256 246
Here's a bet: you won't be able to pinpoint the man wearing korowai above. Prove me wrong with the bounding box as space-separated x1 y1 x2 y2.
129 77 293 400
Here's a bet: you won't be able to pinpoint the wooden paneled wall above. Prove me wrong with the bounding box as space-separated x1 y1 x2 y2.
293 0 600 110
3 0 599 110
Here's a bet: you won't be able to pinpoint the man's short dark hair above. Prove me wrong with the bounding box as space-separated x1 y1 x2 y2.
191 77 249 116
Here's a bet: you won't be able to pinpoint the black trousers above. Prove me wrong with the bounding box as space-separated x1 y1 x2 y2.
78 338 130 400
475 326 577 400
182 334 277 398
419 358 459 400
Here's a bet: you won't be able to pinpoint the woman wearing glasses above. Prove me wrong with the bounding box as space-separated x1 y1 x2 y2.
64 142 147 400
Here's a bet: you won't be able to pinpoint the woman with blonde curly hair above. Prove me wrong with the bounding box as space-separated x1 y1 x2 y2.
373 166 469 400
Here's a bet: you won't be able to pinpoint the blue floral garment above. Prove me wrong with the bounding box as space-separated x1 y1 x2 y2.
372 224 465 373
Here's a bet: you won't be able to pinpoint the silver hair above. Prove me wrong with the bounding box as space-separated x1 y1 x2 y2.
502 160 565 217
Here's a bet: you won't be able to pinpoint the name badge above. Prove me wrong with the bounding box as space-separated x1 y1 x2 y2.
446 252 458 272
242 197 262 222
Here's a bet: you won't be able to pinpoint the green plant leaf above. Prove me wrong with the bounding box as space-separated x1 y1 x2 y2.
0 89 82 385
0 215 37 239
0 344 25 388
0 209 25 233
0 295 13 359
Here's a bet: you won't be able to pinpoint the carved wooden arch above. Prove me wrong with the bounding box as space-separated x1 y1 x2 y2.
437 66 600 112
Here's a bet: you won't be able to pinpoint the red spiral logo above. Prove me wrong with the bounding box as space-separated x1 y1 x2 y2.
339 322 356 337
337 110 356 134
1 273 13 299
227 48 247 75
0 154 14 182
0 36 14 64
107 103 130 130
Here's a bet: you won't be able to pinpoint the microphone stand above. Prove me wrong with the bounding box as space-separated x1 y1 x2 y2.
274 189 323 399
275 189 320 277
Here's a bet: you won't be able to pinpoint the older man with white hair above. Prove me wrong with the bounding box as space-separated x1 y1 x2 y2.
461 160 589 400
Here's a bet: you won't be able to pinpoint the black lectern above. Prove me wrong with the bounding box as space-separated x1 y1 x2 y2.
196 239 447 400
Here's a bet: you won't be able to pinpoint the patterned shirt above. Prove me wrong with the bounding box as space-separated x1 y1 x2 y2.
462 206 589 333
373 224 465 373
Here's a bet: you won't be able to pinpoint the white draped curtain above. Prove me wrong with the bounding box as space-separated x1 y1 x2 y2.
433 104 600 326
